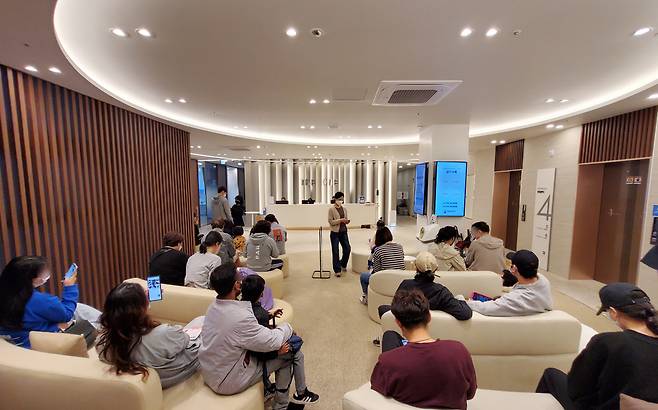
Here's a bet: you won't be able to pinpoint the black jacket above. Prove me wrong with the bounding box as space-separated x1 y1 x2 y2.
148 247 188 286
397 277 472 320
231 204 245 227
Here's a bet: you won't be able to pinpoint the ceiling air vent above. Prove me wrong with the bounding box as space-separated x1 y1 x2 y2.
372 80 462 106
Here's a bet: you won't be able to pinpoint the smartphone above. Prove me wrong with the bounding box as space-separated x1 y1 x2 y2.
401 339 408 346
471 291 493 302
64 263 78 279
147 276 163 302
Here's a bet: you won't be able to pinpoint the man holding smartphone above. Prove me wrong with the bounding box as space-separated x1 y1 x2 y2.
328 191 351 277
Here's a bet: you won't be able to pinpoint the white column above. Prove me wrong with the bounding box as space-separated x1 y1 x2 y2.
338 161 343 195
286 160 294 202
386 160 397 226
333 162 339 197
365 160 373 202
297 163 304 204
356 161 362 200
264 161 271 206
377 160 385 219
349 160 356 203
320 160 327 203
275 160 282 200
257 161 266 211
313 161 319 200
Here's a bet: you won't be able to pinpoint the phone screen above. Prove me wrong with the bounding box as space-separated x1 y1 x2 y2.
65 263 78 279
147 276 163 302
471 292 492 302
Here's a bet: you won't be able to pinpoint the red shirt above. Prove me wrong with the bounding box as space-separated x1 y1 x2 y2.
370 340 477 409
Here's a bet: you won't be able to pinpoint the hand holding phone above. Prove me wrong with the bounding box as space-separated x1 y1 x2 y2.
147 276 163 302
63 263 78 286
270 308 284 318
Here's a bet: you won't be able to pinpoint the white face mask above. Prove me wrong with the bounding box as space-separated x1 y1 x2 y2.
336 199 343 205
34 275 50 287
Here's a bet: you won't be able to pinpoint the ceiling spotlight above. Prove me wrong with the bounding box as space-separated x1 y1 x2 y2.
248 156 252 159
490 140 497 144
314 145 318 148
197 145 202 149
361 153 364 156
648 93 658 100
306 145 311 148
164 98 173 103
555 124 564 129
377 125 382 129
238 162 243 165
110 28 127 37
243 126 248 129
48 66 61 74
545 98 555 103
265 153 270 156
309 99 317 104
190 145 194 149
24 65 38 72
286 27 298 37
485 27 499 37
178 98 187 103
300 125 306 129
368 125 373 129
309 125 315 129
375 146 379 149
136 28 152 37
460 27 473 37
499 140 506 143
633 27 653 37
546 124 555 129
367 153 371 156
256 145 261 149
398 165 403 169
322 99 330 104
559 99 569 103
406 162 411 166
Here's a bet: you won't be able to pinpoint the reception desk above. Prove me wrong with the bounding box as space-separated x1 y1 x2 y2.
266 203 379 229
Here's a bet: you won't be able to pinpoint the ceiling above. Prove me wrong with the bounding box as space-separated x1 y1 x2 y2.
1 0 658 158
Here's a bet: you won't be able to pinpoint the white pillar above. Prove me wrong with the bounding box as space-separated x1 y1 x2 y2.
365 160 373 202
286 160 294 202
275 160 282 200
264 161 271 206
297 163 304 204
320 160 327 203
349 160 356 203
257 162 266 211
313 161 319 200
386 161 397 226
338 161 343 195
377 160 385 220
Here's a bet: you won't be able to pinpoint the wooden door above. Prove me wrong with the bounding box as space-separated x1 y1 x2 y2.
594 160 648 283
506 171 521 250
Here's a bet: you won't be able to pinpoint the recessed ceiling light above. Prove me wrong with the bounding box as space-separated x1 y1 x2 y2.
309 99 316 104
248 156 252 159
197 145 202 149
559 99 569 103
485 27 499 37
546 124 555 129
256 145 261 149
286 27 298 37
300 125 306 129
178 98 187 103
361 153 364 156
499 140 506 143
375 146 379 149
367 146 371 149
309 125 315 129
164 98 173 103
136 28 152 37
545 98 555 103
633 27 653 37
368 125 373 129
110 28 127 37
555 124 564 129
406 162 411 166
238 162 243 166
490 140 497 144
460 27 473 37
322 99 330 104
314 145 318 148
647 93 658 100
48 66 61 74
265 153 270 156
306 145 311 148
243 126 248 129
367 153 371 156
377 125 382 129
190 145 194 149
24 65 38 72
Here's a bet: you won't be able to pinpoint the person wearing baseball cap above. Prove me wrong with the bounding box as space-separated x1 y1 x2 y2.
536 283 658 409
467 249 553 316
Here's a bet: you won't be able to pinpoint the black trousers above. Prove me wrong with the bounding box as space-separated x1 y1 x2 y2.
381 330 405 352
329 231 351 273
536 368 577 410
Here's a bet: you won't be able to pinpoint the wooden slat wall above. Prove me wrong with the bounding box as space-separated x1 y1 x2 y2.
0 65 193 307
494 139 524 172
579 106 657 164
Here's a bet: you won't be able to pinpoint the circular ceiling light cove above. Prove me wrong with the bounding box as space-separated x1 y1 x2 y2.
286 27 297 37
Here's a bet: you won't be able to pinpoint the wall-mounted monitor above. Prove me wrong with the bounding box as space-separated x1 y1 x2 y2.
413 163 428 215
434 161 467 217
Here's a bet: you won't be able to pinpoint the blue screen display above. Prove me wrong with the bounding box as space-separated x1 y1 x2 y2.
434 161 467 217
147 276 162 302
413 163 427 215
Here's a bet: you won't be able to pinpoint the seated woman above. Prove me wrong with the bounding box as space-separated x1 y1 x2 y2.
0 256 101 349
537 282 658 408
428 226 466 271
185 231 223 288
377 251 472 321
360 227 405 305
371 289 477 409
246 220 283 272
96 282 200 389
264 214 287 256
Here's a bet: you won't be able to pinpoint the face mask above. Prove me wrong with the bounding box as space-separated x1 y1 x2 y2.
336 199 343 205
34 275 50 287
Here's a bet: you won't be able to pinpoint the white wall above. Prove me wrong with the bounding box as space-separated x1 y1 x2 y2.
467 148 495 224
397 167 415 216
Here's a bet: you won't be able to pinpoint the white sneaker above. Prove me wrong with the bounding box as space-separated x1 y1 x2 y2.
341 267 347 273
335 271 342 277
359 295 368 305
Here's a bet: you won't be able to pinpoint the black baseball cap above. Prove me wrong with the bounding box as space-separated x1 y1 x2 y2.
596 282 651 315
505 250 539 277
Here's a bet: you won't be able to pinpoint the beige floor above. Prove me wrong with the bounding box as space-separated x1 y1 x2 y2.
277 216 618 410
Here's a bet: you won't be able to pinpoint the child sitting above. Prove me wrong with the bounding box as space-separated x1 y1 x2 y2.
233 226 246 254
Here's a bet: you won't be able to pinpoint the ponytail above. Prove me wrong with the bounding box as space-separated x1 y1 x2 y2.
616 290 658 336
200 231 223 254
645 304 658 335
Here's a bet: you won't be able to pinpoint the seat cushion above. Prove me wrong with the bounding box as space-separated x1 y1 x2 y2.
162 372 264 410
29 331 88 358
259 269 284 299
280 254 290 278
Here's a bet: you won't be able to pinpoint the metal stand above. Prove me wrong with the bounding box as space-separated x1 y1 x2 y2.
312 226 331 279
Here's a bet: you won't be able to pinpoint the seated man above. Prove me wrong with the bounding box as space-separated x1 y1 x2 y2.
377 251 472 320
371 289 477 409
149 231 189 286
199 262 318 409
203 219 237 263
464 221 506 273
467 250 553 316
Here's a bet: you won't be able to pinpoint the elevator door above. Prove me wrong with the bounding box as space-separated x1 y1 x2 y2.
594 160 648 284
506 171 521 251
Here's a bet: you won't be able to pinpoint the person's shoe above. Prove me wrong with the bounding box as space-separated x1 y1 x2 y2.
341 267 347 273
372 338 381 346
291 388 320 405
335 271 341 277
359 294 368 305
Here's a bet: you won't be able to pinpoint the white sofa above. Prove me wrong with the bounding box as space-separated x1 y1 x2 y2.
125 278 293 325
367 270 503 323
381 309 581 392
343 383 562 410
352 248 420 273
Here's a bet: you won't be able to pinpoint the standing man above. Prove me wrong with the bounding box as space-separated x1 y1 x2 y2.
328 191 351 277
211 186 233 224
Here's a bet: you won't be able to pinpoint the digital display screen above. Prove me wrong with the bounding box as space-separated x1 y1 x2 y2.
413 163 428 215
434 161 467 217
147 276 163 302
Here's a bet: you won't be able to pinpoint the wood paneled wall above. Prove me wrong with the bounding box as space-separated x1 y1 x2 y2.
494 140 524 172
579 106 657 164
0 65 193 307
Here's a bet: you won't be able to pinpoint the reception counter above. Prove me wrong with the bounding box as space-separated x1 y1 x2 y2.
266 203 379 229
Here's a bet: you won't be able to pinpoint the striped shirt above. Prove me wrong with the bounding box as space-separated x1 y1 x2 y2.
371 242 405 273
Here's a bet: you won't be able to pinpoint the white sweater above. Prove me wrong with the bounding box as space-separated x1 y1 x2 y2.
467 274 553 316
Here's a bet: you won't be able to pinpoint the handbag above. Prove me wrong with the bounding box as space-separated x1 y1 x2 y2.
288 335 303 353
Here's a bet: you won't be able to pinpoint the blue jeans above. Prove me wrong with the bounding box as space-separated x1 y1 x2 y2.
330 231 351 273
360 272 371 295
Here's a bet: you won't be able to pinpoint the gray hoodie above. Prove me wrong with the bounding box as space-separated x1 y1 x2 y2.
246 233 280 272
467 273 553 316
210 195 233 223
464 234 506 273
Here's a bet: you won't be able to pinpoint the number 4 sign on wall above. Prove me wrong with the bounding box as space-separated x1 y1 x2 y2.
531 168 556 271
